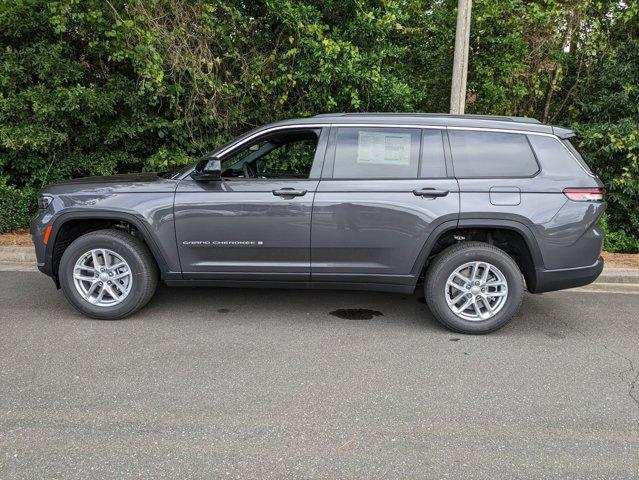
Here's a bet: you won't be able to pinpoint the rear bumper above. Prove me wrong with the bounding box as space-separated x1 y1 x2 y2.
530 258 604 293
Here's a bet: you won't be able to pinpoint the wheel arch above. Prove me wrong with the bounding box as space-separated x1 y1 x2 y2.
412 218 544 291
46 211 170 286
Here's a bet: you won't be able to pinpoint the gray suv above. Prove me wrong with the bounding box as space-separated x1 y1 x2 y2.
30 113 606 333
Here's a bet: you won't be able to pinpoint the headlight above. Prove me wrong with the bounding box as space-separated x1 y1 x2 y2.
37 195 53 210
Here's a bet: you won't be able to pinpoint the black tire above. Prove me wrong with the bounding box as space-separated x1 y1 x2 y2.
59 229 158 320
424 241 524 334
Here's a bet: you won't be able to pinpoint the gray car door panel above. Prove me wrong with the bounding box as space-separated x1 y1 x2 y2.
311 179 460 282
175 178 319 280
311 126 460 284
174 127 327 281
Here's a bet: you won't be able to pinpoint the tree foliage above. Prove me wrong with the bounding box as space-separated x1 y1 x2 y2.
0 0 637 251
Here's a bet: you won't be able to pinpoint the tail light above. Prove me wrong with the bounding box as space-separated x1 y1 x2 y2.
563 187 606 202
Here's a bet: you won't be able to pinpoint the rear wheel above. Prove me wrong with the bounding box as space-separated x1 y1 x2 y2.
425 241 524 334
59 229 158 319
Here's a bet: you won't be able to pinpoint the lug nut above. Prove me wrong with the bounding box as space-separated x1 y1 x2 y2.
476 296 481 300
466 285 471 289
467 294 472 298
475 281 480 285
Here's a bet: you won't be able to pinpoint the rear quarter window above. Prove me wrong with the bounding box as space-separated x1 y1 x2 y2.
527 135 595 178
449 130 539 178
562 138 594 175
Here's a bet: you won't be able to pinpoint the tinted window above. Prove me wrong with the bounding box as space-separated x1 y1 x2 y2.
526 135 593 177
562 138 594 175
222 131 318 179
333 127 420 179
449 130 539 177
255 138 317 178
420 129 447 178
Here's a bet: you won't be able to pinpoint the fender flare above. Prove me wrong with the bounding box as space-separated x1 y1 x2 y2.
457 218 544 267
45 210 171 280
410 220 459 276
410 218 544 276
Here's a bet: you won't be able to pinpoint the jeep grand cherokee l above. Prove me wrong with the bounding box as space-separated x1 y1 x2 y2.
30 113 606 333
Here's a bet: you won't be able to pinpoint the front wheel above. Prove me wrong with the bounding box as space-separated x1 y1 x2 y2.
59 229 158 320
425 241 524 334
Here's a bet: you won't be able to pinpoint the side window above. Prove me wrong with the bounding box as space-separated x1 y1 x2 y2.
255 138 317 178
527 135 593 177
449 130 539 178
333 127 420 179
562 138 594 175
221 130 318 179
420 129 447 178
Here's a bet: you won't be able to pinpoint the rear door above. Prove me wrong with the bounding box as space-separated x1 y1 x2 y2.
310 126 460 286
174 127 327 282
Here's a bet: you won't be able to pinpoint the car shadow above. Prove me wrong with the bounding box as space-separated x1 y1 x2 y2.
1 271 578 339
143 283 443 332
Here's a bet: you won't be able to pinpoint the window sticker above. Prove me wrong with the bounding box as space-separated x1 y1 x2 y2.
356 131 411 165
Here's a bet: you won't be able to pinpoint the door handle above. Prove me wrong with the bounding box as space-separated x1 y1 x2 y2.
413 188 449 197
272 188 307 197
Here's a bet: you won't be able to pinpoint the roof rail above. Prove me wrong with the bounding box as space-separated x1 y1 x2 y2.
312 112 541 124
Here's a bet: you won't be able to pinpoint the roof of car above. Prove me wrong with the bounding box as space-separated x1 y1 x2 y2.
266 112 574 138
313 112 541 123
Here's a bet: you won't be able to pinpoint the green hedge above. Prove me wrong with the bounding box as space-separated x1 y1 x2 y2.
600 214 639 254
1 0 637 251
0 181 34 233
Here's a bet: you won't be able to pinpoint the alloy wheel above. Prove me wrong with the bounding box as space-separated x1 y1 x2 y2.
444 261 508 321
72 249 133 307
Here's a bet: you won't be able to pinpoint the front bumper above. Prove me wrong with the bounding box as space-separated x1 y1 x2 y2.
529 258 604 293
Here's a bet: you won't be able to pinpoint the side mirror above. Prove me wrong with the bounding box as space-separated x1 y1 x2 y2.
192 158 222 181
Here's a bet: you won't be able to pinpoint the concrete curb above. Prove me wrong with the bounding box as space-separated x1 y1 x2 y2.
596 268 639 284
0 246 36 264
1 245 638 285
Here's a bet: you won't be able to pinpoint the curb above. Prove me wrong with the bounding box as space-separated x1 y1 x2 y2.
0 246 36 264
1 246 638 285
596 268 639 284
572 282 639 295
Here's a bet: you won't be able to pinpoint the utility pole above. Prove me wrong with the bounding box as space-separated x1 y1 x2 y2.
450 0 472 114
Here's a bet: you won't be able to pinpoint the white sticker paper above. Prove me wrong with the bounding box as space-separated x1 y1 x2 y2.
357 131 411 165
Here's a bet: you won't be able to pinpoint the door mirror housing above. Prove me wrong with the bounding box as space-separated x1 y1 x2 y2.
192 158 222 181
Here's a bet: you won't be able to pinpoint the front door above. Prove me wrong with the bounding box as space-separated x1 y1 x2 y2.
175 127 326 282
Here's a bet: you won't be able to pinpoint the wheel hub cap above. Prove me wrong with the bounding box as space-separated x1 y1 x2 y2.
444 261 508 321
73 249 133 307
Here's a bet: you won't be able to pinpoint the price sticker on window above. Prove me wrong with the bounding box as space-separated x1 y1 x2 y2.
357 131 411 165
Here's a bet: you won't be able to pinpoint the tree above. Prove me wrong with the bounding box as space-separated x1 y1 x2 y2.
0 0 637 251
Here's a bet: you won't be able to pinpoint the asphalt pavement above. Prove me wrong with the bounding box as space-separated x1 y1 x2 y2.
0 270 638 479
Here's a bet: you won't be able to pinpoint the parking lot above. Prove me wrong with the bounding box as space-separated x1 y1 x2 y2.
1 270 638 479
